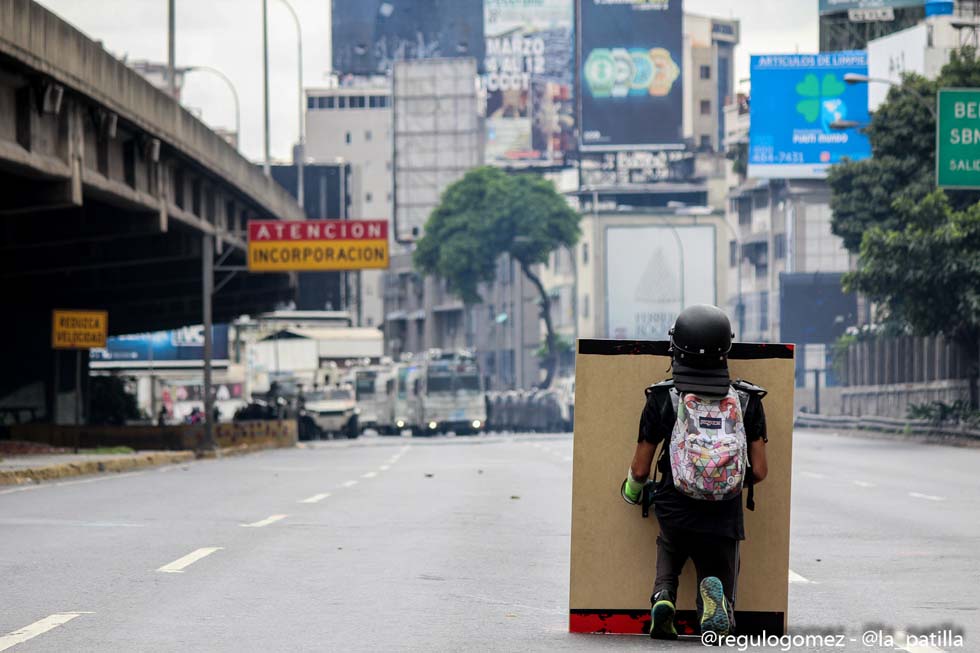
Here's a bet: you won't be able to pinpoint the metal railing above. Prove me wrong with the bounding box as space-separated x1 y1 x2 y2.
795 413 980 440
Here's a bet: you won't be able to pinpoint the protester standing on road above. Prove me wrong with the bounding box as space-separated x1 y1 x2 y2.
621 305 769 640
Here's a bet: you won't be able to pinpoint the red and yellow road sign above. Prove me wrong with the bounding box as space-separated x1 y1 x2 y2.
52 309 108 349
247 220 389 272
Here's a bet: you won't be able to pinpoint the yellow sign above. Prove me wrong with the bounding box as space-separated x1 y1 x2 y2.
52 310 108 349
247 219 390 272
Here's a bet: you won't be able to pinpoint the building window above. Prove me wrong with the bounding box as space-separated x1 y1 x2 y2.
582 242 589 265
738 197 751 225
365 130 372 141
369 95 380 108
380 96 390 108
365 192 373 203
350 95 366 109
338 96 347 109
700 134 712 149
700 65 711 80
729 240 738 267
307 96 317 110
700 99 711 115
345 132 352 145
774 233 786 259
324 96 335 109
753 192 769 210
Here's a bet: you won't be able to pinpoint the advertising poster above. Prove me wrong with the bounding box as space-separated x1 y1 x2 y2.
604 225 715 340
579 0 684 151
331 0 484 75
91 325 230 362
483 0 575 166
748 52 871 179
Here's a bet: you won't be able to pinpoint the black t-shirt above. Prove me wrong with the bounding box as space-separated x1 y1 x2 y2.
637 381 767 541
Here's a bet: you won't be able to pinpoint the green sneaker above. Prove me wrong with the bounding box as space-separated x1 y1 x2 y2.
650 591 678 640
699 576 731 638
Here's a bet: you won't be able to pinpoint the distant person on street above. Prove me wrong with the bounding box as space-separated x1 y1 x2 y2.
620 305 768 640
157 405 167 426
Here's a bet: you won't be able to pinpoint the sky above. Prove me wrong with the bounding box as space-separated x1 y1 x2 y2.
34 0 818 164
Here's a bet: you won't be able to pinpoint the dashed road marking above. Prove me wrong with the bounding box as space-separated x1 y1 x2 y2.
852 480 876 488
298 493 330 504
909 492 945 502
0 485 42 496
241 514 288 528
0 612 93 651
788 570 811 584
379 465 390 471
342 480 358 488
801 471 827 480
157 547 222 573
362 471 377 479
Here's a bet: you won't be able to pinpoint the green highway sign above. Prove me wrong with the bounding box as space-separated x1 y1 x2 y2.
937 88 980 190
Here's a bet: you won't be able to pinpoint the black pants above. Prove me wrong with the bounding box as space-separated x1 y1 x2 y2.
652 522 740 628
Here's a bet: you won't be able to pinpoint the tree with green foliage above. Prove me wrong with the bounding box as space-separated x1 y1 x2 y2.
414 167 580 388
828 49 980 407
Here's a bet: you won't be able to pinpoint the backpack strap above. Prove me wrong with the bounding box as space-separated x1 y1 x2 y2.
731 379 765 512
641 380 676 509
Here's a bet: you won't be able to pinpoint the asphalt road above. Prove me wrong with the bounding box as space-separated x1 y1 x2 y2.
0 430 977 652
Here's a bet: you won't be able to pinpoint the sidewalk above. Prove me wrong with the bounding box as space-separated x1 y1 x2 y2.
0 448 195 485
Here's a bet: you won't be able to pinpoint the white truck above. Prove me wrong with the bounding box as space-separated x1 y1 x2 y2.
414 351 486 436
302 385 359 439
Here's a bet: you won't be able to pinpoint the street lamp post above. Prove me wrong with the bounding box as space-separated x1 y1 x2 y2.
843 73 936 118
262 0 271 176
278 0 305 209
184 66 240 149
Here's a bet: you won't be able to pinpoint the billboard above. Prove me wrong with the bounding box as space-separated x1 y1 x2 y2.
604 224 716 340
247 220 389 272
331 0 484 75
91 325 230 362
819 0 923 14
779 273 857 344
483 0 575 166
579 0 684 151
749 52 872 179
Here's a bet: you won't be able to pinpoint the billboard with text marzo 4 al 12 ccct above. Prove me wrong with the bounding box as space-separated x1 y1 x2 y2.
247 220 389 272
578 0 684 151
749 52 871 179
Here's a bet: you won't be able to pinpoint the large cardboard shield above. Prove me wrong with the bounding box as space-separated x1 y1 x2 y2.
569 340 795 636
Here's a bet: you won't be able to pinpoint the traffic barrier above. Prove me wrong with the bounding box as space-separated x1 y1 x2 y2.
794 412 980 439
569 340 795 637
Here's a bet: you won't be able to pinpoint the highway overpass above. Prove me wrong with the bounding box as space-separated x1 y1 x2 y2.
0 0 306 423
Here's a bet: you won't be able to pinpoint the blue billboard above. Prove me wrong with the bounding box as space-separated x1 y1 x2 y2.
91 325 230 362
578 0 684 151
749 52 871 179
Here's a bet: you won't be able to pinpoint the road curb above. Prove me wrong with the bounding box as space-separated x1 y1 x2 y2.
803 426 980 449
196 439 297 460
0 451 197 486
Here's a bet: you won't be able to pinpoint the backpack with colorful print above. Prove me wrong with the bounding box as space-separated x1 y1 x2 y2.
667 386 747 502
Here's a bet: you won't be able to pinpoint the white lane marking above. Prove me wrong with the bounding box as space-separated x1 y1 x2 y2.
0 612 93 651
298 493 330 504
0 471 146 495
241 514 288 528
379 465 390 471
895 630 949 653
801 471 827 480
852 480 876 488
0 485 42 495
157 547 223 573
342 480 358 488
361 471 377 479
788 570 810 584
56 471 146 487
909 492 946 502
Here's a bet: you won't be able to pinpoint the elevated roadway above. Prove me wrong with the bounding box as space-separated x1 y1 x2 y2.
0 0 306 421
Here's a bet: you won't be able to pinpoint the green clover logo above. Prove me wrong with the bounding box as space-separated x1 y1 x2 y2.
795 73 846 123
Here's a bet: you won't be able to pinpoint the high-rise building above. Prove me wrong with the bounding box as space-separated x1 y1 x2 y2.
819 1 926 52
305 79 393 328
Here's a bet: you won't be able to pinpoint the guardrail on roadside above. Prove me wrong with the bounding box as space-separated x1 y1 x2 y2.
794 413 980 440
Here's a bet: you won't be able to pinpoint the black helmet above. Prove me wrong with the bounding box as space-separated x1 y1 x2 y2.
669 304 734 364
